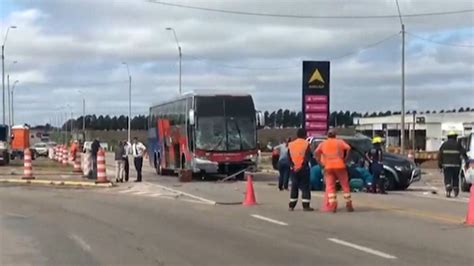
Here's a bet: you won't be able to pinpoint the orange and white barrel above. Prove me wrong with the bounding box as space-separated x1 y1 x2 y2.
82 151 92 177
62 145 68 165
22 149 35 180
96 149 108 183
73 151 82 173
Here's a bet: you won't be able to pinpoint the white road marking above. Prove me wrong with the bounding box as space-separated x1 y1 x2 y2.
327 238 397 260
251 214 288 226
151 184 217 205
69 234 91 252
150 193 163 197
132 191 149 195
118 189 136 193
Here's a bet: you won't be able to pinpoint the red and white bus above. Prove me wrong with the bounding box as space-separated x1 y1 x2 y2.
148 92 264 179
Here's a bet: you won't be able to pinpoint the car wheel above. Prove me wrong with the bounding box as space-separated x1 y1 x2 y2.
461 172 471 192
383 172 396 191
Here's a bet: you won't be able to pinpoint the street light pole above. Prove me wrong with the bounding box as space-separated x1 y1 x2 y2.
166 27 182 95
395 0 406 155
10 80 18 126
6 60 17 129
77 90 86 140
122 62 132 143
2 25 17 125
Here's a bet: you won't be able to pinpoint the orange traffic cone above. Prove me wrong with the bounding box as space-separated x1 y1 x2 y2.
321 191 331 212
243 174 257 206
465 185 474 226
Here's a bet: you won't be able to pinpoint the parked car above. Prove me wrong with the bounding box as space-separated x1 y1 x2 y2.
307 134 421 191
31 142 49 157
459 133 473 192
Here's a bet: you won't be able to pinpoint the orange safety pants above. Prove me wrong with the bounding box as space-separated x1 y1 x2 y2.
324 168 352 205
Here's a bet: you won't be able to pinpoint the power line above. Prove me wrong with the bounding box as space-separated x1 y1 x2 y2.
184 32 400 70
327 32 400 60
406 31 474 48
147 0 474 19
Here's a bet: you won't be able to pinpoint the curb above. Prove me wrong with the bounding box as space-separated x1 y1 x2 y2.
0 179 114 188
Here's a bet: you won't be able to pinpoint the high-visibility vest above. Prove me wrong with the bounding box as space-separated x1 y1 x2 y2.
318 138 348 169
288 138 309 171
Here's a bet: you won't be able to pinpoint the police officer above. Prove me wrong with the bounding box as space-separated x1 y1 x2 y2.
366 136 387 194
287 128 313 211
438 131 468 198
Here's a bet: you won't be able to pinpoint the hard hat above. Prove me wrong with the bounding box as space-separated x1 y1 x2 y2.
372 136 382 144
447 131 457 137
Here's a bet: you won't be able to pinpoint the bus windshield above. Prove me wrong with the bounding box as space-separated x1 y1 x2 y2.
195 96 256 151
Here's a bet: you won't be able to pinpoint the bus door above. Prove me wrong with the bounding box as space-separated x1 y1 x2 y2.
158 119 172 169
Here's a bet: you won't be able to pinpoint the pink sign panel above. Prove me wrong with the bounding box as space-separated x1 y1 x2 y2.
305 113 327 121
305 95 328 103
305 104 327 112
305 122 327 130
307 130 327 137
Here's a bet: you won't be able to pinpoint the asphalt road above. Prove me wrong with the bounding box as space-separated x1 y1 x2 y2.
1 173 473 266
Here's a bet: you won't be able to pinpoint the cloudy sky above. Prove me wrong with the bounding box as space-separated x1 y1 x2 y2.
1 0 473 125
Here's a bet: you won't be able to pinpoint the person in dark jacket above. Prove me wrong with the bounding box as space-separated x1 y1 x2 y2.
91 138 100 179
114 141 126 183
366 136 387 194
438 131 468 198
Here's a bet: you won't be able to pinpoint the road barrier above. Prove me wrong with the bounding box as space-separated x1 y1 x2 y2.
54 146 59 161
242 174 257 206
62 146 68 165
96 149 109 183
22 149 35 180
73 151 82 173
82 151 92 178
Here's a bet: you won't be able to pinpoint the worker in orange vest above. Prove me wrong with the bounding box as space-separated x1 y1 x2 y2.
287 128 313 211
315 129 353 213
70 140 79 162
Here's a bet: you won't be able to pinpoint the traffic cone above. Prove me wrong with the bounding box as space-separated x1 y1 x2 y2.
321 191 331 212
22 148 35 180
96 149 109 183
465 185 474 226
243 174 257 206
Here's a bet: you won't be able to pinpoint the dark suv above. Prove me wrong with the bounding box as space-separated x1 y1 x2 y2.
307 134 421 190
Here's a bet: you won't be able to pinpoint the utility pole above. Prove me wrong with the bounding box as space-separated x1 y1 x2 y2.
82 98 85 139
6 74 9 127
122 62 132 143
395 0 406 155
412 111 416 152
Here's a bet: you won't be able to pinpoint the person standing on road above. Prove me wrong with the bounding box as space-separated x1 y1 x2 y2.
91 138 101 179
274 138 291 191
123 139 131 182
114 141 126 183
287 129 313 211
438 131 468 198
366 136 387 194
315 129 353 213
132 137 147 182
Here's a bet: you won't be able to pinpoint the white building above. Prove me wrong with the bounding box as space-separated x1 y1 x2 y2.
354 112 474 151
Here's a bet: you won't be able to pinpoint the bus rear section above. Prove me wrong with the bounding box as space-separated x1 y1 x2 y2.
148 93 263 180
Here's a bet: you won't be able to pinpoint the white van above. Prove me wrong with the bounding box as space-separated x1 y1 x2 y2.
459 133 473 192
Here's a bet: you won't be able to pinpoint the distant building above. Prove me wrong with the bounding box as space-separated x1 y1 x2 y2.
354 112 474 151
